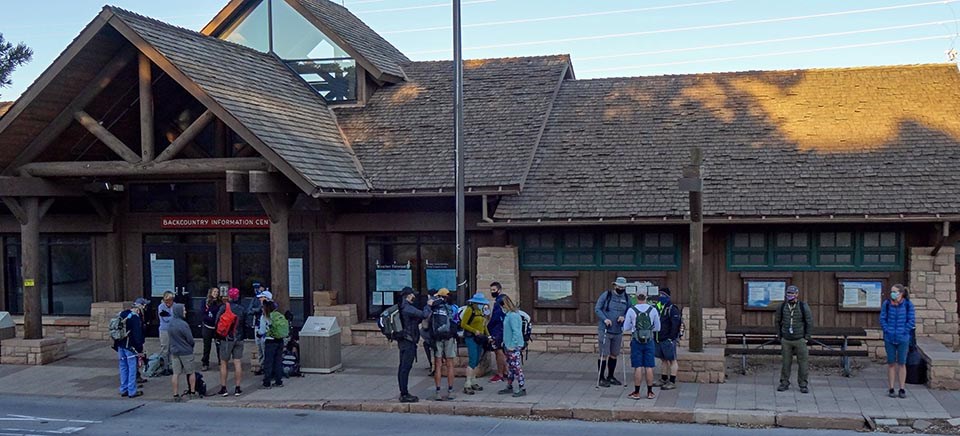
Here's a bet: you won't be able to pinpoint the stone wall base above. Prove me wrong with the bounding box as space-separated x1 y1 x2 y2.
677 347 726 383
14 317 91 340
312 304 358 346
918 337 960 389
0 336 68 365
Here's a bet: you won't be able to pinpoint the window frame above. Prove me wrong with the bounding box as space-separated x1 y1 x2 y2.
727 229 904 272
520 230 681 271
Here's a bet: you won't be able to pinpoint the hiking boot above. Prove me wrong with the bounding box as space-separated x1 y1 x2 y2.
606 376 622 386
661 381 677 390
399 394 419 403
799 387 809 394
470 383 483 391
218 386 228 397
777 384 789 392
498 386 514 395
234 387 242 397
598 379 611 388
489 374 504 383
463 386 475 395
512 389 527 398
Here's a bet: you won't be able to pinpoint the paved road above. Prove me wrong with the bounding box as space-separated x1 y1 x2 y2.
0 396 878 436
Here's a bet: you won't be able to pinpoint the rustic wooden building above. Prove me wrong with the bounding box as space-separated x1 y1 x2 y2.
0 0 958 351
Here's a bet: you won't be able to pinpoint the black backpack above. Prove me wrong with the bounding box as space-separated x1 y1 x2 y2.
378 304 405 341
431 303 456 340
194 372 207 397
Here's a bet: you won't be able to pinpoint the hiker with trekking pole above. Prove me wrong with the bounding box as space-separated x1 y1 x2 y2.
594 277 631 388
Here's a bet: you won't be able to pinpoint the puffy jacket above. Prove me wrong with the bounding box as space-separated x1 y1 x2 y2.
880 299 915 345
775 301 814 341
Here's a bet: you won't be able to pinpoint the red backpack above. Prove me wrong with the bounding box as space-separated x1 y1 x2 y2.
216 303 238 339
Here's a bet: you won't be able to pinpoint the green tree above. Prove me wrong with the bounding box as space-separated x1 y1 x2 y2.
0 33 33 96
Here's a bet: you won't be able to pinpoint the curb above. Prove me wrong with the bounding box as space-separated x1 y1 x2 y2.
214 399 866 430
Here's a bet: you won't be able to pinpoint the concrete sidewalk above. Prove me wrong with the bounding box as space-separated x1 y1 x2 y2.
1 339 957 431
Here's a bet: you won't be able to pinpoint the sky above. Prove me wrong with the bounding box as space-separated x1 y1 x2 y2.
2 0 960 100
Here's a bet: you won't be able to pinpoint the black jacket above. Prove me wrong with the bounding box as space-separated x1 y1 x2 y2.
400 299 431 343
112 309 144 353
657 304 682 342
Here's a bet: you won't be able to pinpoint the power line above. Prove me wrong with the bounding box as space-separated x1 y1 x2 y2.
379 0 735 35
406 0 958 55
354 0 494 14
577 20 960 62
580 34 954 73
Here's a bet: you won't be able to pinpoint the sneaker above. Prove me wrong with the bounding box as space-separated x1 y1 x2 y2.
512 389 527 398
652 379 666 388
234 387 242 397
434 391 443 401
129 391 143 398
445 391 455 401
262 383 272 389
201 364 209 372
274 382 283 388
173 394 182 403
463 386 475 395
628 392 642 400
647 391 656 400
661 381 677 390
777 385 789 392
489 374 504 383
498 386 514 395
470 383 483 391
120 392 128 397
187 391 198 400
607 376 622 386
253 370 263 376
399 394 419 403
888 389 897 398
218 386 228 397
598 379 611 388
800 387 809 394
898 389 906 399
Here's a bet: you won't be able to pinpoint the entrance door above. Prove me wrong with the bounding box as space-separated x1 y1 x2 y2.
232 233 310 333
143 234 217 337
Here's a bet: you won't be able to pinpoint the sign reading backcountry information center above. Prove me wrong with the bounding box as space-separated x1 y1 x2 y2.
161 216 270 229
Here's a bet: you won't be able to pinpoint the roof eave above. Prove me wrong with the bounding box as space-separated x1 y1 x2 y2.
481 214 960 228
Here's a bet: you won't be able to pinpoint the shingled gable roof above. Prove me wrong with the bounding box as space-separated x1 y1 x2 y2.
106 7 370 192
495 64 960 223
0 102 11 118
334 56 571 192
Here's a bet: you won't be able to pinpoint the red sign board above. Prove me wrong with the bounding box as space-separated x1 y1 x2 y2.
161 216 270 229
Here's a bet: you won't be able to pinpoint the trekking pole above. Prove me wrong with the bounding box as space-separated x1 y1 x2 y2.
622 336 628 389
596 329 606 389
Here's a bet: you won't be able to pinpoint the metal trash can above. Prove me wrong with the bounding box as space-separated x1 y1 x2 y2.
300 316 342 374
0 312 14 340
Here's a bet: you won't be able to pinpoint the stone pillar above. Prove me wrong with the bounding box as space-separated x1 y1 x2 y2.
909 247 958 350
475 246 520 303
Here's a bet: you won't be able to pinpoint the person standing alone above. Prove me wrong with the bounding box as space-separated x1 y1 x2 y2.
776 285 813 393
881 284 915 398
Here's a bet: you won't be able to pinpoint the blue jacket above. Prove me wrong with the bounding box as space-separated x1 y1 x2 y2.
488 294 506 339
595 290 630 335
880 299 915 345
113 310 144 353
503 311 524 351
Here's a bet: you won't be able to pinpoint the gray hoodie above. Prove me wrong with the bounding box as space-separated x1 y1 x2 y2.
168 304 195 357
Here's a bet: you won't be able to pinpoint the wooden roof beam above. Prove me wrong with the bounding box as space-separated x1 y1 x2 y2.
249 170 299 193
154 110 215 162
74 110 141 164
0 177 86 197
139 52 155 162
19 157 269 177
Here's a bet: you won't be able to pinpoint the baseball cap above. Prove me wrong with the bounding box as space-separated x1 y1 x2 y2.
133 298 149 308
436 288 451 297
258 291 273 301
228 287 240 300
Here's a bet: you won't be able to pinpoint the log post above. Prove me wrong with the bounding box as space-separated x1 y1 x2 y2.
20 197 42 339
685 148 704 352
139 52 154 162
259 193 295 311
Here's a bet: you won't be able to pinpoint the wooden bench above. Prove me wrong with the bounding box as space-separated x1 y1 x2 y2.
726 326 869 377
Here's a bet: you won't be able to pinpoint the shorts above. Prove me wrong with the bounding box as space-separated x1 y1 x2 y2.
630 338 656 368
172 354 195 375
218 339 245 361
433 338 458 359
599 332 623 357
490 336 503 351
655 339 677 361
885 340 909 365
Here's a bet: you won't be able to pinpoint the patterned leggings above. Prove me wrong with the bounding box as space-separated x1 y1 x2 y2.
506 348 525 387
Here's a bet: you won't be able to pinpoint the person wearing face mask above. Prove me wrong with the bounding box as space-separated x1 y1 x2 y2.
775 285 814 393
594 277 630 387
880 284 915 399
487 282 508 383
654 288 682 390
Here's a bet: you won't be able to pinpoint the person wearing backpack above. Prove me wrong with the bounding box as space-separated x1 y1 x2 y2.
216 287 246 397
486 282 509 383
429 288 458 401
654 288 682 390
775 285 814 393
881 284 915 399
112 301 145 398
623 292 660 400
168 303 198 402
157 291 176 375
249 285 270 376
397 287 434 403
460 292 491 395
262 301 288 388
498 294 527 397
594 277 631 387
200 287 221 372
421 288 438 377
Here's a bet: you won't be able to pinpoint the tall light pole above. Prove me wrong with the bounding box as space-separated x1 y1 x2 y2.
453 0 467 296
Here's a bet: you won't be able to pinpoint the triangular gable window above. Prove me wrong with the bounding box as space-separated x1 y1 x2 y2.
220 0 356 102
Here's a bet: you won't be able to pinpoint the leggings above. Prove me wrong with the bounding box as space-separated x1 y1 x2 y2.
506 348 525 387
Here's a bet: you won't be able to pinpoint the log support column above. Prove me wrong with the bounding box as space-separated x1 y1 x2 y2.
3 196 53 339
258 193 296 311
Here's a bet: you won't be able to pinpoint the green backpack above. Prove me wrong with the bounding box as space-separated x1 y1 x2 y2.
267 311 289 339
632 306 655 343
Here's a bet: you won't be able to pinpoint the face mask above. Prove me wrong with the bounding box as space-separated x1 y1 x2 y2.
786 294 798 302
891 291 901 301
491 290 500 298
615 288 625 295
660 296 671 306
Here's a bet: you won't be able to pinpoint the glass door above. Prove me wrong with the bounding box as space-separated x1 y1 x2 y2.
232 233 310 333
143 234 217 337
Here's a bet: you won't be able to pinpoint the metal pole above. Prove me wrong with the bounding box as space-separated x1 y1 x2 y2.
688 148 704 352
453 0 467 295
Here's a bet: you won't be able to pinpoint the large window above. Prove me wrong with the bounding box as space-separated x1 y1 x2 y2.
4 235 93 315
220 0 357 102
728 230 903 271
520 230 680 271
129 182 217 213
